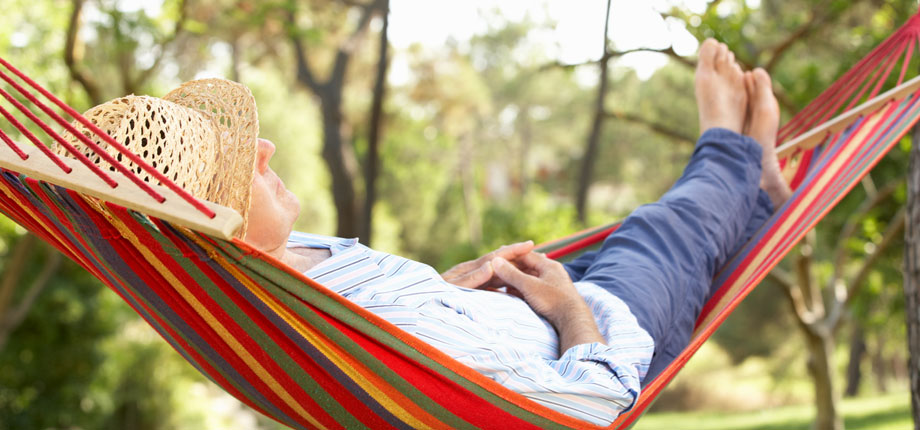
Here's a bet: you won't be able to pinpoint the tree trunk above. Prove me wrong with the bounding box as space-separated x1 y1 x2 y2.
844 323 866 397
903 121 920 429
517 104 532 196
459 134 481 246
319 91 361 238
288 0 385 239
872 334 890 393
575 0 612 224
362 0 390 245
805 329 843 430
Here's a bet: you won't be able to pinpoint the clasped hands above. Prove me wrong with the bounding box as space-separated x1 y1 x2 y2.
441 241 606 350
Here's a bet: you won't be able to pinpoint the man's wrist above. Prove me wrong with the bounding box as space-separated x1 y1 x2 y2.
547 297 592 328
550 299 606 351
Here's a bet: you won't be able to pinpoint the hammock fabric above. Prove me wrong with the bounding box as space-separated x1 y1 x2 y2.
2 12 920 429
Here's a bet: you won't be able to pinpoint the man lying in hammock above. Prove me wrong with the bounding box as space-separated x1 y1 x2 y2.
65 39 790 425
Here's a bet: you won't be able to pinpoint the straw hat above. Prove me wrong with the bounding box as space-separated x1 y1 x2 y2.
58 79 259 237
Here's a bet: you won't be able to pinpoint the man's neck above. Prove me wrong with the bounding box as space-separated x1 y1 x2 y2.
281 248 331 273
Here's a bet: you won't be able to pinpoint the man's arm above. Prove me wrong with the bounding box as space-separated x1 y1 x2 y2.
491 253 606 353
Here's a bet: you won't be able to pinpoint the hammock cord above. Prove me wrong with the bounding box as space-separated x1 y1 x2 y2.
0 57 215 217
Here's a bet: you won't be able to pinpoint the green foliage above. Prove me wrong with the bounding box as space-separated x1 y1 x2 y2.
0 252 120 429
636 390 911 430
2 0 919 427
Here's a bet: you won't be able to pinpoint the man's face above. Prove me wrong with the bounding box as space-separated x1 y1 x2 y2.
243 138 301 252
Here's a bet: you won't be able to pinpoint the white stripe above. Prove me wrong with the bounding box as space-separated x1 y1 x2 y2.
289 231 654 426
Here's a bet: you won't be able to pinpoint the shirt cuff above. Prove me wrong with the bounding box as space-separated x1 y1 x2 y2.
560 342 643 400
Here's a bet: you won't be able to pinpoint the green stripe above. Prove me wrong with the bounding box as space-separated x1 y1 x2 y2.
223 238 579 429
138 217 367 429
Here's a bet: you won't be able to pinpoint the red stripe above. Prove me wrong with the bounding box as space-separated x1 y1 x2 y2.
545 224 620 260
154 221 393 429
311 303 555 430
0 179 285 428
697 104 890 323
104 206 341 430
59 194 286 421
227 238 595 429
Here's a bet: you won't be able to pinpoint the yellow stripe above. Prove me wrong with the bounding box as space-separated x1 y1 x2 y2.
98 207 329 430
0 179 85 262
693 110 886 335
188 233 442 430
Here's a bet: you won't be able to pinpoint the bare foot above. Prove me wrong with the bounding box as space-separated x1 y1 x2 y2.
695 39 747 134
745 68 792 208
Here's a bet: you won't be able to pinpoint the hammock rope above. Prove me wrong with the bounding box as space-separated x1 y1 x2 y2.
2 12 920 430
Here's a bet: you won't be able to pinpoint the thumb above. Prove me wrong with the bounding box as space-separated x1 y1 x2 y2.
491 257 535 291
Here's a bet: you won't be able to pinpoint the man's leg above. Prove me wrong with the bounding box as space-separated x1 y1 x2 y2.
564 128 765 383
562 41 789 384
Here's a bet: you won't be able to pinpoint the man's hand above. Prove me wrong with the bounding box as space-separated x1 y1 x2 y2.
441 241 534 289
491 252 606 352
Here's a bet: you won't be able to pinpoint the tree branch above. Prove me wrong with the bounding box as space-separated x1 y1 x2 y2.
604 110 696 145
0 234 36 316
828 177 902 288
132 0 189 90
0 248 62 352
331 0 386 84
798 233 825 316
539 46 696 73
64 0 103 105
763 2 837 73
769 268 821 332
827 205 906 331
847 207 906 301
286 7 322 92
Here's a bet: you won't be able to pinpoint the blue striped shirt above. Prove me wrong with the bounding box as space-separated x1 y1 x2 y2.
288 231 654 425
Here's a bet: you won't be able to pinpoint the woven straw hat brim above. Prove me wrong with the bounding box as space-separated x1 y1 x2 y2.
57 79 259 238
164 79 260 236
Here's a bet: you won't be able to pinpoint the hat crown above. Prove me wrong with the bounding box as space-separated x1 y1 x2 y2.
57 79 259 238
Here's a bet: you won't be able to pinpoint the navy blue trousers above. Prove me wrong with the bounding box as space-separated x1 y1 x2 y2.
563 128 774 385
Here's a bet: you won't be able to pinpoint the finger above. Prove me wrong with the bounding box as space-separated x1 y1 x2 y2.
479 254 539 289
493 241 535 260
441 260 478 279
449 261 493 289
491 257 538 292
517 251 552 270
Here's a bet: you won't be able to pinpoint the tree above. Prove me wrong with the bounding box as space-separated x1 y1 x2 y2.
287 0 388 239
574 0 612 224
906 109 920 430
362 0 390 244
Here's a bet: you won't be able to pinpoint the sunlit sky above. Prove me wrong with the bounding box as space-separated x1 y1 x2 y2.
389 0 710 81
90 0 735 83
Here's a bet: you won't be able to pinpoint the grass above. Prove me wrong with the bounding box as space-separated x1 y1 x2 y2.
632 391 912 430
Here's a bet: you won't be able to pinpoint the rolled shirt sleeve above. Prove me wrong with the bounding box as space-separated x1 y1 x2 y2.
411 282 653 426
511 342 645 425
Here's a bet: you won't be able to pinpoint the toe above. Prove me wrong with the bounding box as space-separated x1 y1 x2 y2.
698 38 719 69
716 43 731 70
752 68 773 97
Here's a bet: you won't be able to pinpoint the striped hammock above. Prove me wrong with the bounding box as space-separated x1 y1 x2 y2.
2 12 920 430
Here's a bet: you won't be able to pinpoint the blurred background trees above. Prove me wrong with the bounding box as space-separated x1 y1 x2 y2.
0 0 918 429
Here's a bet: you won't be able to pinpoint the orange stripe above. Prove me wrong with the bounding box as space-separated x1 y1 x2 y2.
186 232 451 430
99 208 329 430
